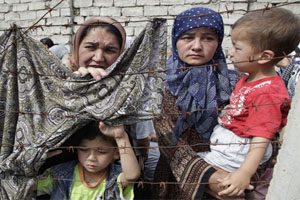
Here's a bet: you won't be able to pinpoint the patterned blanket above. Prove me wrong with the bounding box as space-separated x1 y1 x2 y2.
0 18 166 199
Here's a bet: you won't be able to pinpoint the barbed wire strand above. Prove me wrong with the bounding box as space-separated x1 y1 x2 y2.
0 1 299 32
0 1 293 194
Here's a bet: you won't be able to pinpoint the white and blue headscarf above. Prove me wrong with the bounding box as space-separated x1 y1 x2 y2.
166 7 237 142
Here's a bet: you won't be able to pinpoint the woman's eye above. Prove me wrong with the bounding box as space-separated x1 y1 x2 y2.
105 47 119 54
181 36 193 41
202 36 217 42
84 45 96 50
206 37 215 41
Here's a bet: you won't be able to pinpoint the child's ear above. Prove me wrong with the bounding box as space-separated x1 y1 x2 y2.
258 50 275 64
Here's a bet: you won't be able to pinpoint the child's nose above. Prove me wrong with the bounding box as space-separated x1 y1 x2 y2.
228 48 234 59
87 150 97 160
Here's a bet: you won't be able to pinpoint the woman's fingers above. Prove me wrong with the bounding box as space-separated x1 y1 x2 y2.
87 67 107 80
208 169 229 193
218 184 235 196
73 67 107 80
227 187 240 196
74 66 89 77
247 184 254 190
237 189 244 197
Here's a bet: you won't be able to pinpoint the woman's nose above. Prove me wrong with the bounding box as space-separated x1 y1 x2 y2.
192 38 202 51
93 49 105 62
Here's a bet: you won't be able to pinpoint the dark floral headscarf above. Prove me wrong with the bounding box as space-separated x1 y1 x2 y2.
166 7 237 142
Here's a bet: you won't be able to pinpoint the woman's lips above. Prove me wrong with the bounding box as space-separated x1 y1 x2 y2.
188 54 203 58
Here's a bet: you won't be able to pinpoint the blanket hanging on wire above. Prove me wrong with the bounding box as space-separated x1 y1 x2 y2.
0 18 167 199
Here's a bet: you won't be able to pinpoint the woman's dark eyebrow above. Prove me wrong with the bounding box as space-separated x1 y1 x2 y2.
202 32 217 36
180 32 195 37
83 41 120 50
83 41 98 46
106 44 120 49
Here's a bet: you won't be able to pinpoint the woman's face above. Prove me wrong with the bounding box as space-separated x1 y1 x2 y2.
78 27 121 69
176 27 219 66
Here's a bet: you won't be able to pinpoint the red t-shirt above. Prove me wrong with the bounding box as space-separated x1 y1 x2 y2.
218 75 290 139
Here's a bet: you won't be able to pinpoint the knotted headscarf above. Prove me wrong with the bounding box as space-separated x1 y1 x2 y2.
70 17 126 71
166 7 237 142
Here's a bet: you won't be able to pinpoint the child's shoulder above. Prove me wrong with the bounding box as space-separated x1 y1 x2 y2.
237 75 289 97
251 76 289 99
258 76 287 92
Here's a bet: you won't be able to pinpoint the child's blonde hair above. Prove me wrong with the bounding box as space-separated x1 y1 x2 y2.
232 7 300 62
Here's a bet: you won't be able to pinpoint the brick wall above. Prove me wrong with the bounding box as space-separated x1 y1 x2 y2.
0 0 298 54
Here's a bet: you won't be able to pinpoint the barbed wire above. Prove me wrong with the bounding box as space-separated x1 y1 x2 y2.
0 99 289 121
0 0 293 159
0 135 283 150
0 1 298 76
34 175 270 187
0 54 295 79
0 1 296 198
0 1 299 32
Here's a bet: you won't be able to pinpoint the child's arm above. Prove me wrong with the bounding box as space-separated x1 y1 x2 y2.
218 136 270 197
99 122 141 187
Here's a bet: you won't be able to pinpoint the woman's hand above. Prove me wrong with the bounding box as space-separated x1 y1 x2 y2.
208 168 229 193
74 66 107 80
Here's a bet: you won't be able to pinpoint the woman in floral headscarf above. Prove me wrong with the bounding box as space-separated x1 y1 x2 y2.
65 16 126 79
153 7 237 199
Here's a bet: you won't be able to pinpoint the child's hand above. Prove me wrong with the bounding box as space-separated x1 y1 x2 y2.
99 121 125 139
217 169 252 197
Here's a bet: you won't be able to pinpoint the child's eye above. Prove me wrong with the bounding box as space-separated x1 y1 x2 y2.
96 149 105 153
96 148 109 154
78 147 88 152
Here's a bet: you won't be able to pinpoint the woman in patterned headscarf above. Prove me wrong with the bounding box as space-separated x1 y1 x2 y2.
65 17 126 79
153 7 237 199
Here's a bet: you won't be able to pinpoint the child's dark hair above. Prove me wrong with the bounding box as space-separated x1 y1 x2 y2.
78 121 117 147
